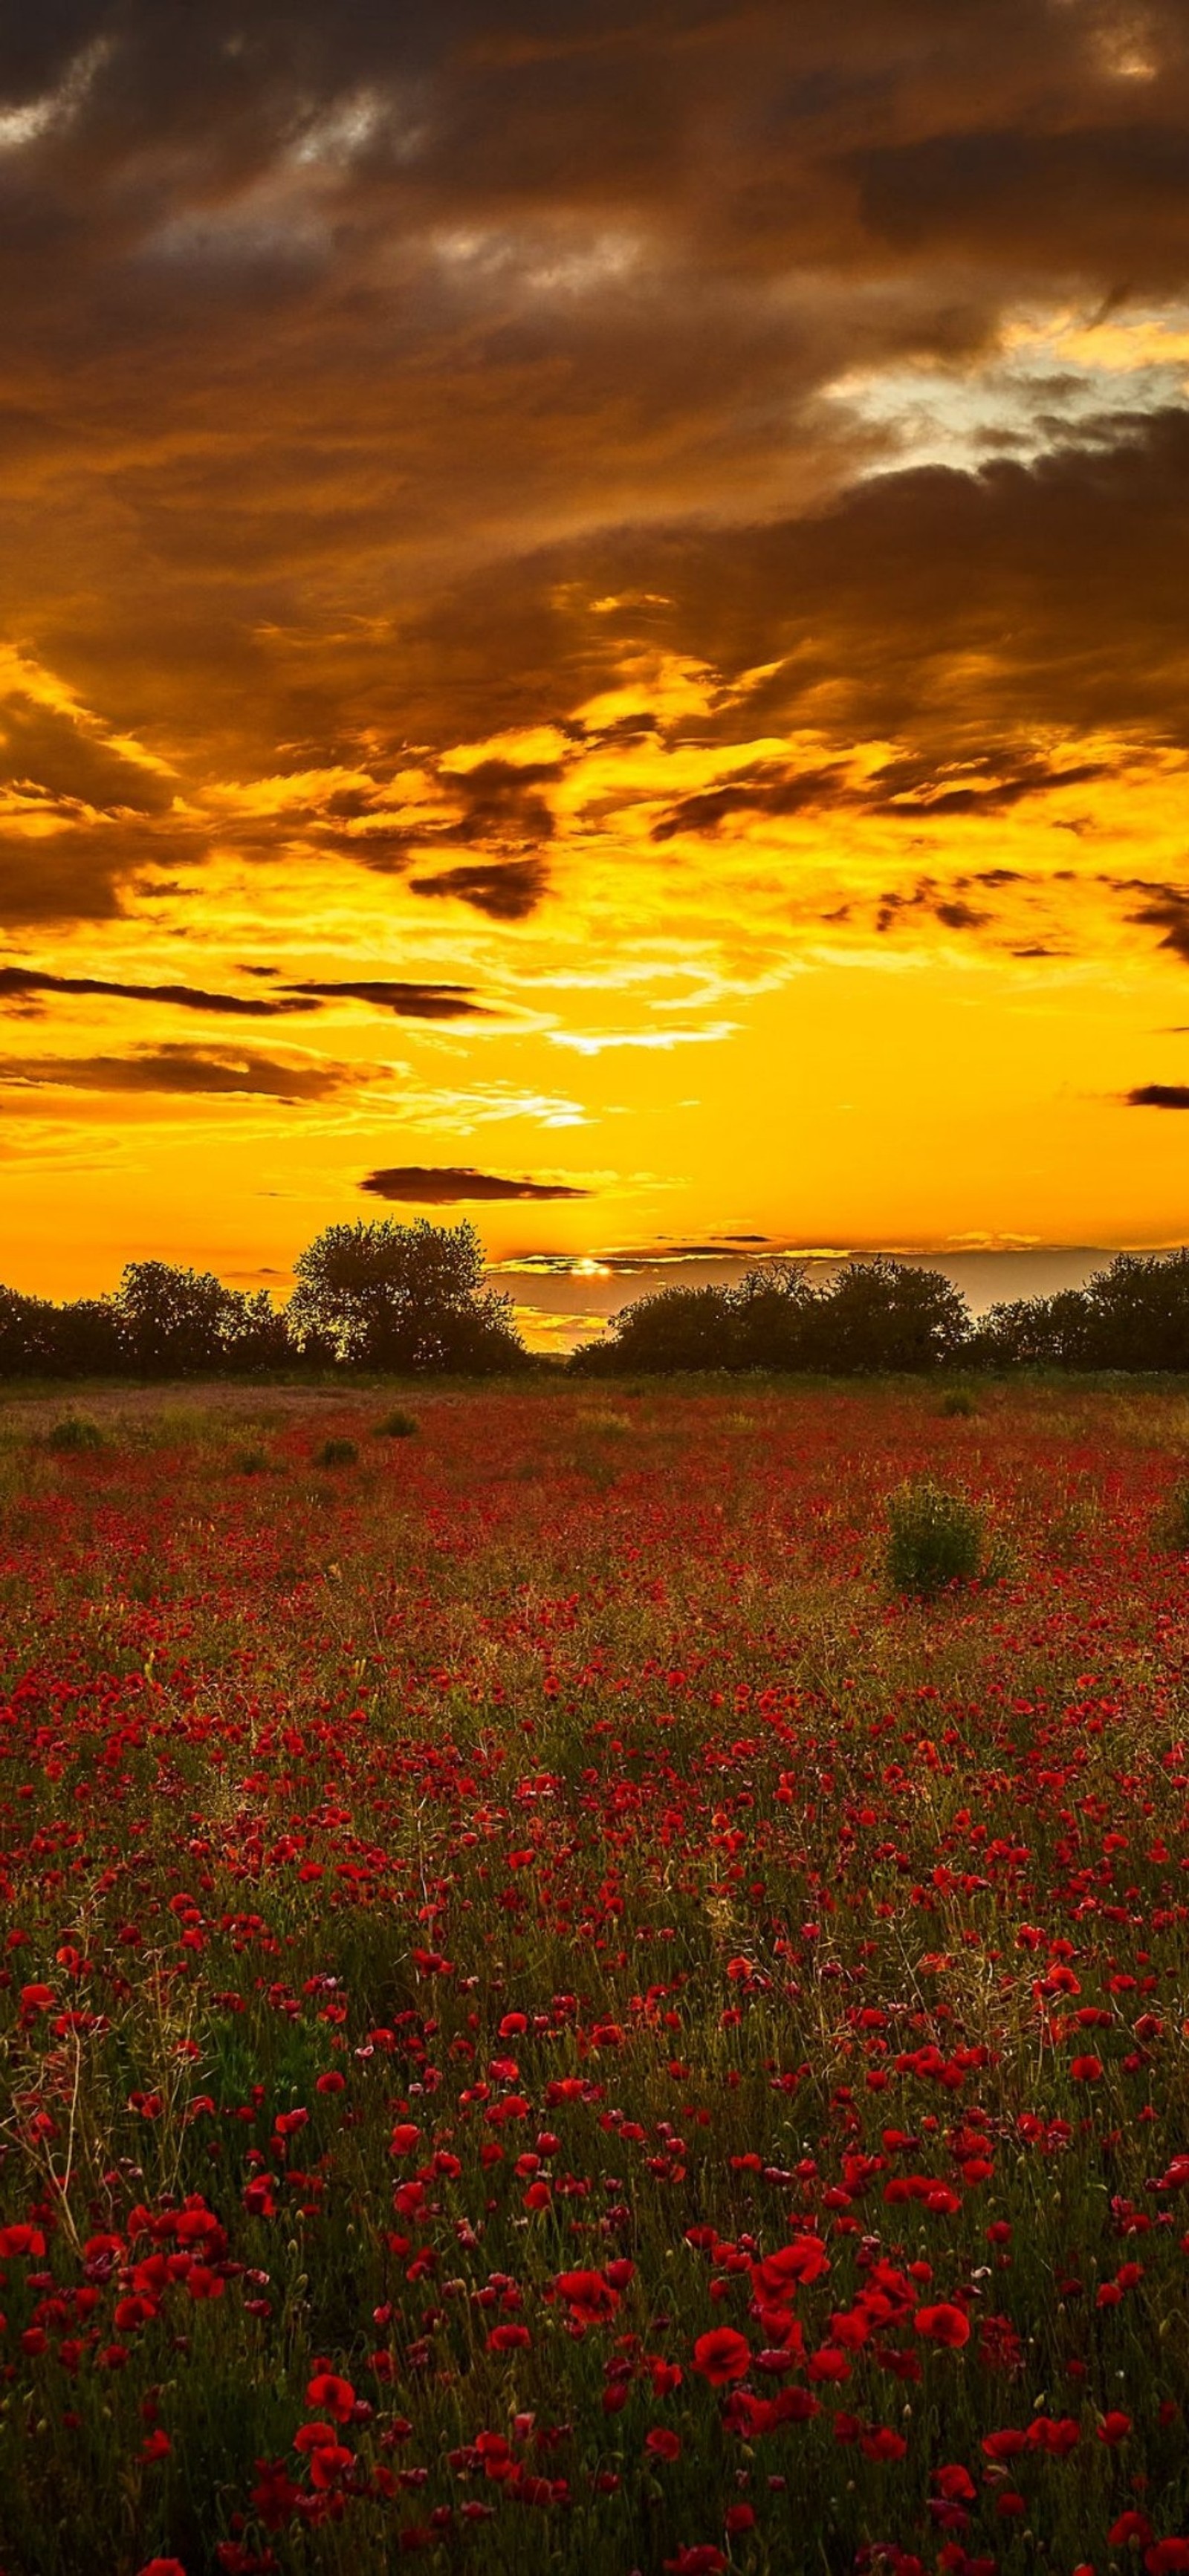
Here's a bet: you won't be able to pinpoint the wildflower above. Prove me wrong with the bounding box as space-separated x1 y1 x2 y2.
692 2329 752 2384
305 2373 355 2424
554 2268 621 2325
914 2304 971 2348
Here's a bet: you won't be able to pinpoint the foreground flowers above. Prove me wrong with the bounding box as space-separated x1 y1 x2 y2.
2 1379 1189 2573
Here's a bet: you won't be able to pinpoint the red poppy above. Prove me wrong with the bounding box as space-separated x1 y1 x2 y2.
914 2303 971 2348
692 2328 752 2385
554 2268 621 2325
306 2372 355 2424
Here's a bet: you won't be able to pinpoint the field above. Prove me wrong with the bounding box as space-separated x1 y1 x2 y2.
1 1380 1189 2576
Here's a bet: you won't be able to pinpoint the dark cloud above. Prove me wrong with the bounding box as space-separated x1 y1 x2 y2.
0 1045 343 1101
852 124 1189 279
0 692 173 814
1121 884 1189 963
0 1 1186 960
1126 1083 1189 1109
1 2 1186 800
286 979 487 1017
361 1164 589 1201
0 964 311 1016
408 857 549 919
650 750 1108 842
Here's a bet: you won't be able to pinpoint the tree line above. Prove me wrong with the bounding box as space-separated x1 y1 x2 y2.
4 1226 1189 1378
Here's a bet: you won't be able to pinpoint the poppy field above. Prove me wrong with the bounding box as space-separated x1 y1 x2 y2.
1 1379 1189 2576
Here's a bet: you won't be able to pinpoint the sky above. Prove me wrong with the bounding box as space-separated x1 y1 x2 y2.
4 2 1189 1347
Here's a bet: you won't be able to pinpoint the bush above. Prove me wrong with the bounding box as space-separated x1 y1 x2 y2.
45 1415 106 1453
939 1389 978 1418
374 1409 418 1438
233 1447 269 1475
316 1437 358 1468
1154 1480 1189 1552
885 1478 985 1596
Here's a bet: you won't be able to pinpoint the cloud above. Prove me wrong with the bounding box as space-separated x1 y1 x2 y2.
1121 884 1189 962
408 857 549 919
0 1045 345 1101
286 978 487 1016
0 965 312 1016
360 1164 591 1201
1126 1083 1189 1108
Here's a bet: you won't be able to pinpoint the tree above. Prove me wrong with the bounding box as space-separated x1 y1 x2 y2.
0 1285 59 1375
801 1259 969 1373
51 1297 126 1378
1081 1250 1189 1370
288 1219 527 1372
968 1290 1092 1370
112 1262 250 1377
730 1261 817 1368
572 1283 736 1375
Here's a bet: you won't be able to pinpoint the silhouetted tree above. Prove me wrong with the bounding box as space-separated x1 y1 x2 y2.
968 1289 1092 1369
51 1298 126 1377
800 1259 968 1373
111 1262 252 1377
288 1219 527 1372
0 1286 59 1375
574 1256 969 1375
572 1284 737 1375
1081 1250 1189 1369
221 1287 292 1374
730 1261 818 1368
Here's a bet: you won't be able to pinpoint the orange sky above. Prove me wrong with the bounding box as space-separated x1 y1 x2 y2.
4 3 1189 1345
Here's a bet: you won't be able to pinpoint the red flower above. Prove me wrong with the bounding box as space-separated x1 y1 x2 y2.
487 2323 531 2352
646 2427 681 2461
1070 2054 1104 2083
305 2372 355 2424
1098 2410 1132 2444
751 2237 829 2300
692 2328 751 2385
1147 2546 1189 2575
554 2268 621 2325
1109 2511 1153 2548
861 2427 907 2463
914 2304 971 2348
137 2564 187 2576
664 2552 727 2575
935 2465 976 2502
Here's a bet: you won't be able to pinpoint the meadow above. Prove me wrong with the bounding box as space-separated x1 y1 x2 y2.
0 1378 1188 2576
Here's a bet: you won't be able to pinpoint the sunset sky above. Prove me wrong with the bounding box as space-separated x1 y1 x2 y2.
4 2 1189 1344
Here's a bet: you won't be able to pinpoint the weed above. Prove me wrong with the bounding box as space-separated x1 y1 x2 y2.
885 1474 986 1594
938 1386 979 1418
45 1414 106 1453
315 1435 358 1467
373 1409 418 1439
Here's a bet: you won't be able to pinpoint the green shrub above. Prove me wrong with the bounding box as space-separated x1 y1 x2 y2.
316 1436 358 1469
374 1409 418 1439
1154 1479 1189 1552
45 1415 106 1453
939 1388 978 1418
885 1477 985 1596
233 1447 269 1476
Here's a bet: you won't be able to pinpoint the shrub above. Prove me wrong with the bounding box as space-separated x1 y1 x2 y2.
316 1437 358 1468
939 1389 978 1418
45 1415 106 1453
233 1446 269 1475
885 1477 985 1596
374 1409 418 1438
1154 1480 1189 1553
